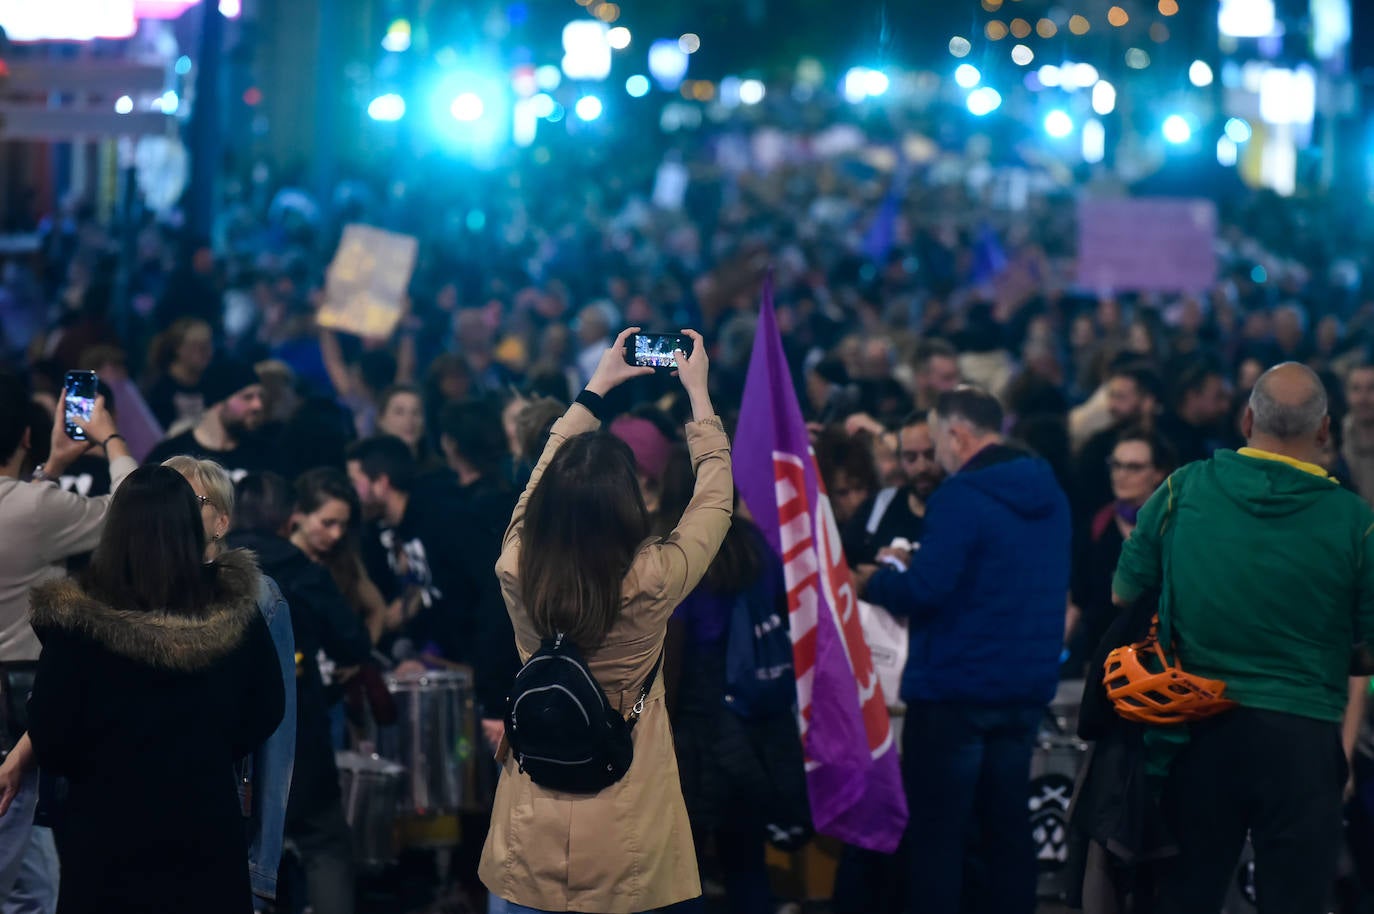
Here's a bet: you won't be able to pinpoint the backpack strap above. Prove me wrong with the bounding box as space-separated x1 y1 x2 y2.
626 649 664 729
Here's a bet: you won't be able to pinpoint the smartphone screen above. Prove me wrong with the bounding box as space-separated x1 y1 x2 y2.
628 333 689 369
64 370 98 441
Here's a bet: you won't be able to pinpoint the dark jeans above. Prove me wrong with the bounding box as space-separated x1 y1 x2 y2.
1154 708 1345 914
901 702 1042 914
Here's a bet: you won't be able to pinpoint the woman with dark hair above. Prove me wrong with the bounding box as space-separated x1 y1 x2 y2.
481 327 732 914
656 446 807 914
23 465 285 914
376 384 434 466
230 473 372 914
291 467 396 644
1066 428 1177 676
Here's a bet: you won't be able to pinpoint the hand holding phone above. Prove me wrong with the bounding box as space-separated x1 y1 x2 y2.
625 332 692 371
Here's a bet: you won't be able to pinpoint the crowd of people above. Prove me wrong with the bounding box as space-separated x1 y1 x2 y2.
2 107 1374 914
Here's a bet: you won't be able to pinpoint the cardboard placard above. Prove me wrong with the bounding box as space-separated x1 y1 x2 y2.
318 224 418 339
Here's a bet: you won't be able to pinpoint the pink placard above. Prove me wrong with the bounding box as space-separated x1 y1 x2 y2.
1077 198 1218 294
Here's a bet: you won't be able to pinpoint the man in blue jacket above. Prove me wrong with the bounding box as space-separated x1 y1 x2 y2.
860 386 1071 914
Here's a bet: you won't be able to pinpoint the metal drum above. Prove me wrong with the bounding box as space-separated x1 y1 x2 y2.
336 750 406 871
1031 679 1088 901
376 668 476 817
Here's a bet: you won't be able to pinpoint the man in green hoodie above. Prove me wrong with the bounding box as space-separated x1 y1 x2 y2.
1113 362 1374 914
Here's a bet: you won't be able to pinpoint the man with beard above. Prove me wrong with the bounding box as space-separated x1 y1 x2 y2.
345 435 464 669
843 413 945 567
146 360 275 481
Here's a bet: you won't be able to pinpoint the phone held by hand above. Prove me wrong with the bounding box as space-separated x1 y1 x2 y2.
63 370 98 441
625 332 692 371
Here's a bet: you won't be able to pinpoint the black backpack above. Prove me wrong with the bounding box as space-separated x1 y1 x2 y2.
504 633 662 794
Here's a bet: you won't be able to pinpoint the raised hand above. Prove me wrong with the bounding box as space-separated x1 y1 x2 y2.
586 326 655 397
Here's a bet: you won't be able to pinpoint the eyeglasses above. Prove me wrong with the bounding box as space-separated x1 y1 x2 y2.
1107 459 1152 474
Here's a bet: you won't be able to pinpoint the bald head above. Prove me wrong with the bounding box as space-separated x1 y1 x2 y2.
1248 362 1328 441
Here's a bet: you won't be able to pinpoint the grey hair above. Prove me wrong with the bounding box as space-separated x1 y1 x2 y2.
1248 363 1327 440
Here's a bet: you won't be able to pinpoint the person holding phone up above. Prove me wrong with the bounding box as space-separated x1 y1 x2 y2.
0 372 134 912
481 328 733 914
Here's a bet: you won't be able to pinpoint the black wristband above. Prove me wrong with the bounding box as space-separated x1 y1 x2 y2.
100 433 125 449
575 389 608 422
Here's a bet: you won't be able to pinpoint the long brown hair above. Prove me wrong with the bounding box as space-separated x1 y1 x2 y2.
519 431 649 649
294 468 366 610
84 466 215 615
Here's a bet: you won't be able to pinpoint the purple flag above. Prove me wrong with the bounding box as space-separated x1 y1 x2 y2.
734 274 908 853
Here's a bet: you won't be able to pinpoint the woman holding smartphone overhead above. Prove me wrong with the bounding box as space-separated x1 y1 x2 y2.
480 327 733 914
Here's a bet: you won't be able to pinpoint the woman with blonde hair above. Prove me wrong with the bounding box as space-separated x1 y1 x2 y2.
164 455 297 906
481 328 732 914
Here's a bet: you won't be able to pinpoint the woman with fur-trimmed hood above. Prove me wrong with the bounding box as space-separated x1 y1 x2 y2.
24 465 284 914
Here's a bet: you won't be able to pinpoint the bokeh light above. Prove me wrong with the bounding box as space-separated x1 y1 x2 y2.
1045 109 1074 138
1011 44 1034 66
1107 6 1129 26
949 36 972 57
575 95 603 121
966 87 1002 116
367 93 405 121
1036 19 1058 38
986 21 1009 40
607 26 631 49
1163 114 1192 144
955 64 982 88
1189 60 1214 86
1068 15 1091 34
625 74 650 97
678 33 701 54
450 92 484 122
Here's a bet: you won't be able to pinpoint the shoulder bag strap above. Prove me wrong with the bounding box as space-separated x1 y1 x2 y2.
1157 472 1181 654
626 649 664 729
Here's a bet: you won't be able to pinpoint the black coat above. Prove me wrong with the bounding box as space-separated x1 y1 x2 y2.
26 550 285 914
226 531 372 824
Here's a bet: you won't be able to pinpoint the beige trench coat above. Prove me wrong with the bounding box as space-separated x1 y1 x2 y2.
479 402 733 913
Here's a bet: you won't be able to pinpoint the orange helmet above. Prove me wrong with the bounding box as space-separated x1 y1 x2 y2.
1103 622 1236 725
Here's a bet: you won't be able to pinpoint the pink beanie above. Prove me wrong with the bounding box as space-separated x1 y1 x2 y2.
609 416 672 480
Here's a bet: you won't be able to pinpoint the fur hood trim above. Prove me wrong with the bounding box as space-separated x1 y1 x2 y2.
29 549 263 672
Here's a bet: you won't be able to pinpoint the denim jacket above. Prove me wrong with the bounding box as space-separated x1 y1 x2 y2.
243 574 296 902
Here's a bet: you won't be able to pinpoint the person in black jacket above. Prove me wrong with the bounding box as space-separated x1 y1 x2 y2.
229 473 372 914
437 399 521 749
23 465 284 914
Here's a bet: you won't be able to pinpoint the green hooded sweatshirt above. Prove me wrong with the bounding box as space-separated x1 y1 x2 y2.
1114 448 1374 723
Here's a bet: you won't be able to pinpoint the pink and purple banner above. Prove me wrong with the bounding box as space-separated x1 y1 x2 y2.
734 275 908 853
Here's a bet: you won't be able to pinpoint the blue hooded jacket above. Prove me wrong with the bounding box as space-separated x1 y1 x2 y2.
865 445 1070 706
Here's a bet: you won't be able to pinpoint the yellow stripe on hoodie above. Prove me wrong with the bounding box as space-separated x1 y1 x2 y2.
1237 447 1336 482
